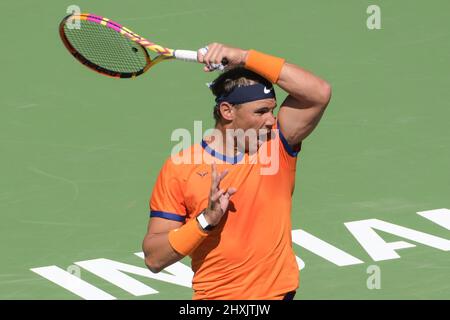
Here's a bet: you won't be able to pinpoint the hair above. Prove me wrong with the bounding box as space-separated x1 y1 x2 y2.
209 67 272 122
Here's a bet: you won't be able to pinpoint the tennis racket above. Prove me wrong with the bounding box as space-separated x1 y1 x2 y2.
59 13 226 78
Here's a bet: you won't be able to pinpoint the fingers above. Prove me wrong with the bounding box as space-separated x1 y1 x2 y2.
206 44 223 65
203 43 216 64
219 187 237 213
210 189 224 202
200 43 226 71
209 163 237 212
210 162 218 194
212 187 237 203
210 163 229 193
198 43 246 72
197 49 204 64
226 187 237 196
198 46 211 71
221 188 237 203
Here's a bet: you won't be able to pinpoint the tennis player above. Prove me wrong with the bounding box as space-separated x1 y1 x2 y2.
142 43 331 300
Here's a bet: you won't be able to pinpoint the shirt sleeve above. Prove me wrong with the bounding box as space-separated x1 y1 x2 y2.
278 121 302 157
149 158 187 222
275 120 302 168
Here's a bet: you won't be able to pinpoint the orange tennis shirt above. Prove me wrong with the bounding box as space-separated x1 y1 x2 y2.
150 122 301 299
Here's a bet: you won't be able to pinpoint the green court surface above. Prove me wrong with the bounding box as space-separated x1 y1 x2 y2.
1 0 449 300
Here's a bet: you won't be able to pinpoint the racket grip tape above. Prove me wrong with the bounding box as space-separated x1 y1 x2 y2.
173 50 198 62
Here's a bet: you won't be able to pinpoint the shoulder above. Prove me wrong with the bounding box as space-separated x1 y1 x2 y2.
160 143 205 180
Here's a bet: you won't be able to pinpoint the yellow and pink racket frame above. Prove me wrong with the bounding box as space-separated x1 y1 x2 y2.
59 13 193 78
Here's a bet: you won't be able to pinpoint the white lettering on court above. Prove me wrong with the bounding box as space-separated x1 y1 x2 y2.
75 258 192 296
30 266 115 300
345 219 450 261
292 230 364 266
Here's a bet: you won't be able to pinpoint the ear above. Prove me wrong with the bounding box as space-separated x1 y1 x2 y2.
218 102 235 121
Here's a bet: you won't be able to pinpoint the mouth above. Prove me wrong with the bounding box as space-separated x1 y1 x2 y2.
257 128 273 141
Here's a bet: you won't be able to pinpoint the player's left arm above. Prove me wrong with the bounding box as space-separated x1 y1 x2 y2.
276 62 332 147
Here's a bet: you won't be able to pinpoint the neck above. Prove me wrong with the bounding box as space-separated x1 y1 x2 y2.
204 122 240 157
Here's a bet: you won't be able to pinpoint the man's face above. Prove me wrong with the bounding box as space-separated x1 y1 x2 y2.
229 98 277 152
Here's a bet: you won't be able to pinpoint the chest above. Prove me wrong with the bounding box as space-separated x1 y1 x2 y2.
183 163 294 217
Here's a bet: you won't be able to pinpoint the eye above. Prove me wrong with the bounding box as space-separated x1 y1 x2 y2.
255 108 269 114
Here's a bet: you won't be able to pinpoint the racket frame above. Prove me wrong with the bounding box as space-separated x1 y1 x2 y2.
59 13 178 78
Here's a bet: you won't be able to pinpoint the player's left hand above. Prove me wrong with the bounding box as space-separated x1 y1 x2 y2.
198 43 248 72
204 162 237 227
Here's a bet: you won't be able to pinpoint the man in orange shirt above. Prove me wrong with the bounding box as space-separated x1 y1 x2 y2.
142 43 331 299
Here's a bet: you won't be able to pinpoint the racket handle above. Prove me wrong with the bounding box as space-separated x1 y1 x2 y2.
174 48 226 71
173 49 198 62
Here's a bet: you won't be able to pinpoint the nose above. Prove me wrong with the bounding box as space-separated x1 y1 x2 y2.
264 111 276 128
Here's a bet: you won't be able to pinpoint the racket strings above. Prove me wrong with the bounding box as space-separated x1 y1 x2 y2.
63 20 149 74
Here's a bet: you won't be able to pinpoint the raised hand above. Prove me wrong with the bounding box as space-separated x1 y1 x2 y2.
204 162 237 226
197 43 248 72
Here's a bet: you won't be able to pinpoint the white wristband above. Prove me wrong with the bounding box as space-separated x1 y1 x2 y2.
196 212 213 231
